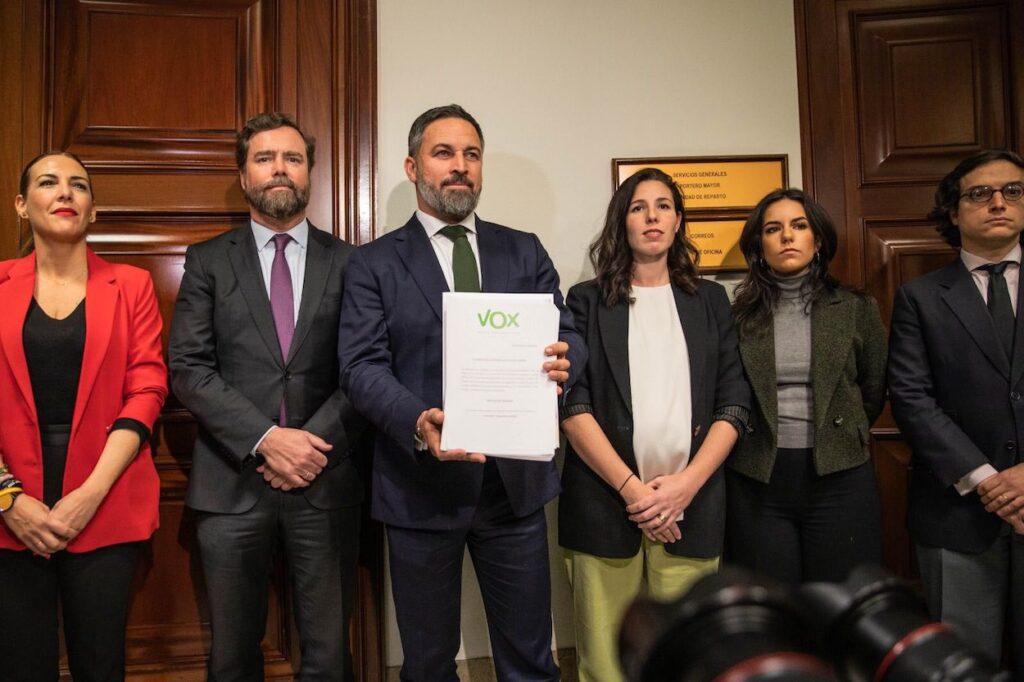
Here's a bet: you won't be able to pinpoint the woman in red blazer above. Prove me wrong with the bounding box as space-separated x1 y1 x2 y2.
0 151 167 681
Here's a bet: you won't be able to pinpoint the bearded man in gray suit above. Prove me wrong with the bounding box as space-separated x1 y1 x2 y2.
170 113 365 682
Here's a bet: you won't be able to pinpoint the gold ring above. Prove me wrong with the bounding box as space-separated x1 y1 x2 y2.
656 513 666 523
999 494 1008 503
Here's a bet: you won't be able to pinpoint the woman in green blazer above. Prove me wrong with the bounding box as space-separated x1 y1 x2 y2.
726 188 887 584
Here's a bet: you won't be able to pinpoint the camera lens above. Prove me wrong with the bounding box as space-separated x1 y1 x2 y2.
798 565 1010 682
619 568 834 682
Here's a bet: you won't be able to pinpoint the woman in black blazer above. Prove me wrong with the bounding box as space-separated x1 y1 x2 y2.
559 168 750 682
725 188 887 585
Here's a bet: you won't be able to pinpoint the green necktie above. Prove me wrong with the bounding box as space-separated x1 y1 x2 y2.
439 225 481 293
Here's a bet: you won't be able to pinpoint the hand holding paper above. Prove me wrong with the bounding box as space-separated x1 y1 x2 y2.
416 407 486 463
543 341 571 392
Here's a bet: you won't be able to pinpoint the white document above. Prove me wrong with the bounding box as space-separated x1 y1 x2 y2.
440 292 560 460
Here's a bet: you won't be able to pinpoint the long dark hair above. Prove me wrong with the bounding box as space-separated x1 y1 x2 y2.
732 188 842 338
17 150 95 256
590 168 700 307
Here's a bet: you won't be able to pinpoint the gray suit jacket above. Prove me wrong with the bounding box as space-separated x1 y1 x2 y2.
729 289 888 483
169 223 366 513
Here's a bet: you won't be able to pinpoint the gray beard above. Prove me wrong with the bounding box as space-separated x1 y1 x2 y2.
245 180 310 221
416 176 480 222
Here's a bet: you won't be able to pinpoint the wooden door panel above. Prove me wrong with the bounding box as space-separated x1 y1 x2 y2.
863 221 957 327
90 175 246 213
1 0 381 678
872 436 914 578
52 0 273 169
852 5 1012 183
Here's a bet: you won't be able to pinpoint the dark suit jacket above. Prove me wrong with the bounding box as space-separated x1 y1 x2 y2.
169 223 365 514
558 279 750 559
729 289 888 483
338 214 586 530
0 250 167 552
889 258 1024 553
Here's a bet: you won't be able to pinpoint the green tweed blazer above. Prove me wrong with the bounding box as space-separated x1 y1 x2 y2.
728 289 887 483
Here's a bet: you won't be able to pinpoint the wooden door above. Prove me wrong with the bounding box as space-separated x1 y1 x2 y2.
0 1 382 679
795 0 1024 578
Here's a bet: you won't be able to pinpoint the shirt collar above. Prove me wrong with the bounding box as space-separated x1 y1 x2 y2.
251 218 310 250
961 243 1022 271
416 209 476 239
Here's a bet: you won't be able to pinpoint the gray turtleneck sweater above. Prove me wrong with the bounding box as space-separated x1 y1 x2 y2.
773 271 814 449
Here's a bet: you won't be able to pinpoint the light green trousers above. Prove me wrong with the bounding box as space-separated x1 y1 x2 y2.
565 539 719 682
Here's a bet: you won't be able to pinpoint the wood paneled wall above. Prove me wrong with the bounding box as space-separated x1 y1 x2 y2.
795 0 1024 579
0 1 382 678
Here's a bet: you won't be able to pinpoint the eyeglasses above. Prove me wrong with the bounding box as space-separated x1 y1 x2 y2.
959 182 1024 204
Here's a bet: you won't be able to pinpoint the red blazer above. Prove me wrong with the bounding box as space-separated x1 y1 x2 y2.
0 250 167 552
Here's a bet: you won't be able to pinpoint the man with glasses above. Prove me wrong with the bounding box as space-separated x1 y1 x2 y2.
889 149 1024 675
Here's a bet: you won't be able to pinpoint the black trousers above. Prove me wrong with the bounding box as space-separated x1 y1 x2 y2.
386 460 559 682
196 490 360 682
0 542 141 682
726 448 882 584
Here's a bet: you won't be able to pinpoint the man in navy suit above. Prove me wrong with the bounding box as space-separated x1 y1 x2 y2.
339 104 584 681
889 149 1024 675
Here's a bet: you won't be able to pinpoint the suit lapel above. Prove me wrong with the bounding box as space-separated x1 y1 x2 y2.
477 218 509 293
0 255 39 423
228 227 284 367
1012 265 1024 388
941 261 1009 378
739 327 777 439
290 225 333 363
811 292 855 429
73 251 116 439
394 216 449 321
596 300 632 413
673 285 707 421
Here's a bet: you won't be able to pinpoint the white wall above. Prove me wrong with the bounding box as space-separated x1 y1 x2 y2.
377 0 803 666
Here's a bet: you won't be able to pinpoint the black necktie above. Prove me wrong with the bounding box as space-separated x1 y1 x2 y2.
979 261 1016 357
439 225 481 293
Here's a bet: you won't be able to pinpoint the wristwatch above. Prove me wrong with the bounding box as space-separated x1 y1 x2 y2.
0 490 21 514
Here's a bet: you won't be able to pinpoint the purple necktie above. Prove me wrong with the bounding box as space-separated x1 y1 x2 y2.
270 233 294 425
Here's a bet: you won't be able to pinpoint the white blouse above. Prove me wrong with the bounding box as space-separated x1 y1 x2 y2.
628 285 692 514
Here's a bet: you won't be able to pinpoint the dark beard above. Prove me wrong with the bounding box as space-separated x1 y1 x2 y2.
245 177 310 221
416 172 480 222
